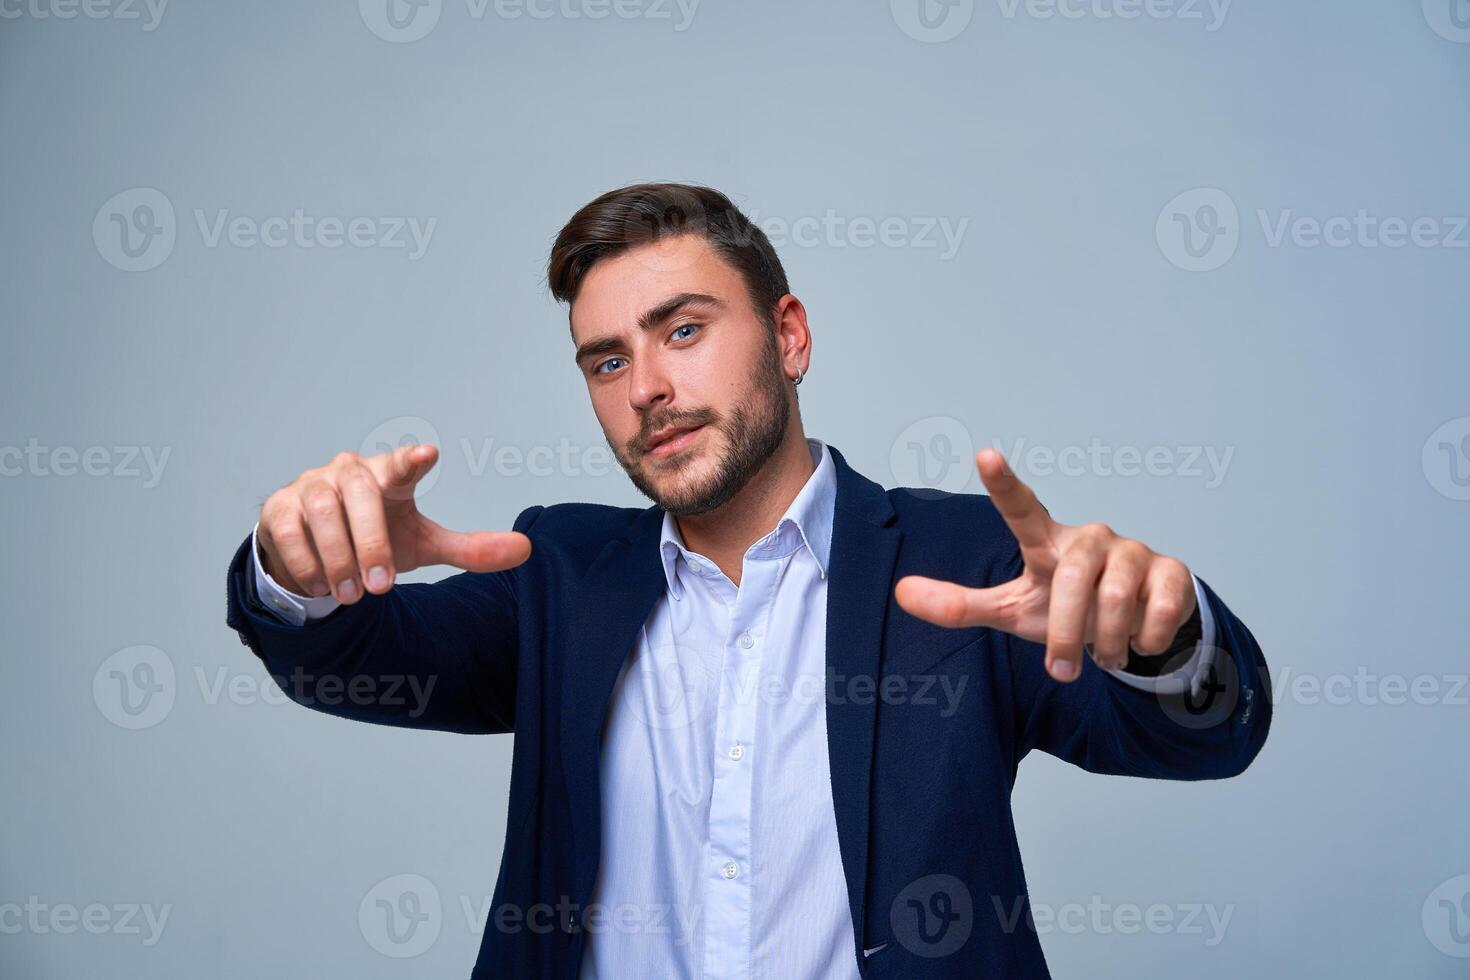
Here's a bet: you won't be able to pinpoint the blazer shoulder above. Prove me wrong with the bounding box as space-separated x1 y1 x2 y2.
516 499 652 562
885 485 1021 581
886 484 1010 534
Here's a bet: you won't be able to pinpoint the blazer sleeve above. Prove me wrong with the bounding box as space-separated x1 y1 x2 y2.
224 504 545 735
1005 566 1272 781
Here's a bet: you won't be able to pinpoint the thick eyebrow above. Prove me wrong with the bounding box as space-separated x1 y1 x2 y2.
573 292 725 369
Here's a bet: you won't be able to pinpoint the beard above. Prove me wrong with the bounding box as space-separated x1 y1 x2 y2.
612 330 791 517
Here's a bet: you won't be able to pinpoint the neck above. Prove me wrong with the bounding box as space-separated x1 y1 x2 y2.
673 423 814 587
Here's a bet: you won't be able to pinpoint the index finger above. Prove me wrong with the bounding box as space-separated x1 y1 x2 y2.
365 443 438 501
976 449 1053 552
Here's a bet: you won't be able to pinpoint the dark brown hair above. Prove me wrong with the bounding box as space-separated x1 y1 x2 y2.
547 183 790 331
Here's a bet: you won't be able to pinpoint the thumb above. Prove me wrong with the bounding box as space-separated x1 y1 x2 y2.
416 516 532 573
895 574 1015 631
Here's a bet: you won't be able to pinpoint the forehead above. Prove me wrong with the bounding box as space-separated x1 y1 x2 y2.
569 234 744 341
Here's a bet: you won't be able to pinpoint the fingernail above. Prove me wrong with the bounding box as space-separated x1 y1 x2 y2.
1049 660 1076 681
366 566 389 591
337 579 359 603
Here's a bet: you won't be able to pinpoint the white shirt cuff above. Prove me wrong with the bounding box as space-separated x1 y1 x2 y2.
249 521 341 627
1104 574 1218 698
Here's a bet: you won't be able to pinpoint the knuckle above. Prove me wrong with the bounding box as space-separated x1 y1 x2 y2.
331 450 360 467
937 593 968 626
1055 564 1092 589
293 465 326 487
260 489 287 520
322 555 357 580
1098 581 1133 608
303 490 340 520
341 473 379 499
1049 621 1084 643
286 561 323 589
1133 635 1167 655
1121 539 1151 563
270 522 305 548
1151 595 1185 622
355 535 390 560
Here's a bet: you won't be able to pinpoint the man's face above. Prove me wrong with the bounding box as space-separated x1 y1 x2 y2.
570 234 792 516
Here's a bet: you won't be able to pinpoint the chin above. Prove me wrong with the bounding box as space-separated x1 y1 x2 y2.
644 448 711 489
644 454 730 515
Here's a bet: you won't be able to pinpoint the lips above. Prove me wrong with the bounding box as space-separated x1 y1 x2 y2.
644 424 704 457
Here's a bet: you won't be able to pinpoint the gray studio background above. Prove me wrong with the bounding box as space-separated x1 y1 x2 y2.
2 1 1468 977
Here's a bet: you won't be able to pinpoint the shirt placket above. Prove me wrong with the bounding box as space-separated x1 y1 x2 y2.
698 552 776 980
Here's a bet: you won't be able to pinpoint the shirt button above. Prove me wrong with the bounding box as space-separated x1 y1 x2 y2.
722 861 739 880
728 744 744 762
738 632 754 649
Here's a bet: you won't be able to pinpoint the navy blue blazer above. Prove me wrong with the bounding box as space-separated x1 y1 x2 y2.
225 444 1271 978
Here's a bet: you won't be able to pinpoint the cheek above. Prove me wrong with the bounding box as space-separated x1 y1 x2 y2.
687 339 748 405
588 385 632 437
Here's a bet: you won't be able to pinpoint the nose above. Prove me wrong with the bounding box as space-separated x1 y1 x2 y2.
627 351 673 415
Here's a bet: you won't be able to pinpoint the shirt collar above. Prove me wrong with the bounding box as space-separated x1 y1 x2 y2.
658 437 835 601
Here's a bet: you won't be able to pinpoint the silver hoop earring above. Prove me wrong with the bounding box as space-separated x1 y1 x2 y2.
792 367 805 386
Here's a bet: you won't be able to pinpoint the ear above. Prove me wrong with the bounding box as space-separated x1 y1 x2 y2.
772 294 811 376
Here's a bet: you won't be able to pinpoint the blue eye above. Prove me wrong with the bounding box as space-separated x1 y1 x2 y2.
594 357 626 375
671 323 700 341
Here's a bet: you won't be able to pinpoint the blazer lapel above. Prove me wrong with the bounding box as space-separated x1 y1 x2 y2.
824 445 902 957
559 504 667 908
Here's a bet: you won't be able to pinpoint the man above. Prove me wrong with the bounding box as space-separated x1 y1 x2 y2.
225 183 1270 978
